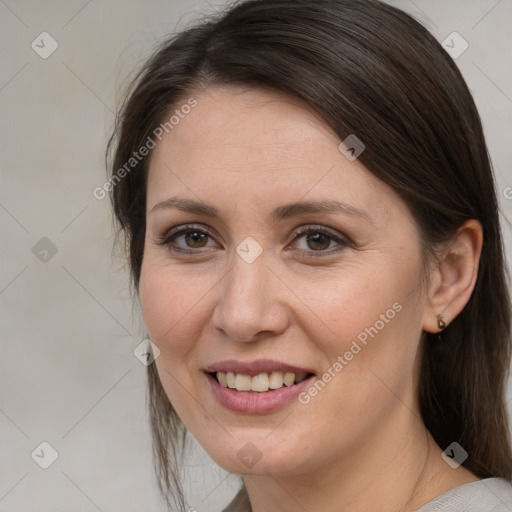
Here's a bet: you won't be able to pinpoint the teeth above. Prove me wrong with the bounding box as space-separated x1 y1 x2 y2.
235 373 252 391
217 371 228 387
269 371 284 389
226 372 236 388
215 371 310 392
251 373 270 392
283 372 295 387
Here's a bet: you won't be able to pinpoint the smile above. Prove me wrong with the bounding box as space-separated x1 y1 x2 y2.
204 360 316 413
214 371 310 392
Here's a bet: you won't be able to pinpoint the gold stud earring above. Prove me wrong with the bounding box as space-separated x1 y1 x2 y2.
437 314 446 330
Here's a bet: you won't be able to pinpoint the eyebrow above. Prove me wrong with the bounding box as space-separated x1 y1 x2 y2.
149 196 372 224
272 200 372 224
149 197 219 217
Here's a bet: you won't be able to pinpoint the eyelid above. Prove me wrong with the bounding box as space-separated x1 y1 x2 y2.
290 224 351 244
163 223 217 239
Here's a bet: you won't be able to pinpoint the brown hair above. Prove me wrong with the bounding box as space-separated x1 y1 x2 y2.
107 0 512 509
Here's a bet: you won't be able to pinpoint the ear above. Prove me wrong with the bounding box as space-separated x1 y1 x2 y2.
422 219 483 333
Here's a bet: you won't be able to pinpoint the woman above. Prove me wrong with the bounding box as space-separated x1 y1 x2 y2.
107 0 512 510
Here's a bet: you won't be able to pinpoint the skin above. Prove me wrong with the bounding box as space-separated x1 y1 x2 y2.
139 86 483 511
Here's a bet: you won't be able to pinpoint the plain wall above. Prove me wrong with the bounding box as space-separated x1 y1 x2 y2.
1 1 511 511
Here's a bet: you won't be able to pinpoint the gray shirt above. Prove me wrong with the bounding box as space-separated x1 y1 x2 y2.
416 478 512 511
224 478 512 511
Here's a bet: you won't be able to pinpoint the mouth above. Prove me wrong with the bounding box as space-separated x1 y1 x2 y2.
203 360 316 413
209 370 313 392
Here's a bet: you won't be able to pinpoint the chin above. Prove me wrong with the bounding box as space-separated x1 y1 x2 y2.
199 431 312 477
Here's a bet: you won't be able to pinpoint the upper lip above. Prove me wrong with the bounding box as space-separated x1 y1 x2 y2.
204 359 315 377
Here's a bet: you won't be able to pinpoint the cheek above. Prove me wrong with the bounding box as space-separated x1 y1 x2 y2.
295 255 425 407
296 256 420 352
139 256 214 349
139 257 211 417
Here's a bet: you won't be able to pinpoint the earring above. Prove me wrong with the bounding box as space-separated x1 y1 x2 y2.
437 314 446 330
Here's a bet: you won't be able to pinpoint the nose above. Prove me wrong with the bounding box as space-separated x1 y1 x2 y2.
211 251 290 343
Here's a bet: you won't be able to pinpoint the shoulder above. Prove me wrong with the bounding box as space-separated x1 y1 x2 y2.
416 478 512 512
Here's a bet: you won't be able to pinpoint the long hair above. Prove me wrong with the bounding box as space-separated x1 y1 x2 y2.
107 0 512 509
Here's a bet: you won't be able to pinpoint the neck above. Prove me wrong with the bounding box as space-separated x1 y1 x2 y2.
243 408 477 512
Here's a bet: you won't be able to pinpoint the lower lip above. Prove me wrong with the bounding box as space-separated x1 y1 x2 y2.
205 373 315 414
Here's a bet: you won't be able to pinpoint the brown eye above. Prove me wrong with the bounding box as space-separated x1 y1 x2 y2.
305 232 331 251
184 231 209 248
291 226 349 256
157 225 218 253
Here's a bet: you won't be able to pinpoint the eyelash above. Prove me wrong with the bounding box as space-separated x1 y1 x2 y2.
156 223 351 258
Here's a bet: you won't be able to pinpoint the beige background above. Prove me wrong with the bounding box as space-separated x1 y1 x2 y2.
1 1 511 511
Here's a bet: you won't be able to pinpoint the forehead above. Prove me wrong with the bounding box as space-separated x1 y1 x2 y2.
146 86 402 224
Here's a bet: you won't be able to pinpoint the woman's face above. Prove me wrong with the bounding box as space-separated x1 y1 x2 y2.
140 86 431 477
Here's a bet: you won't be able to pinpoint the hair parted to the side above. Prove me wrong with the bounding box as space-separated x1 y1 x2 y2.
107 0 512 509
